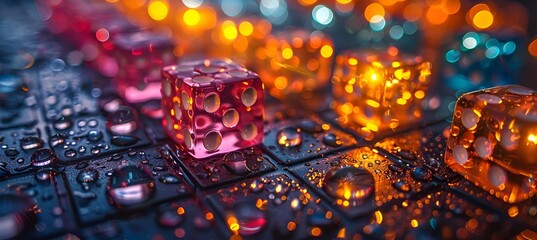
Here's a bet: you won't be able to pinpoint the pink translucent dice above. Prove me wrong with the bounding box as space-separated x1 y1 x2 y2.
109 31 176 103
162 59 264 158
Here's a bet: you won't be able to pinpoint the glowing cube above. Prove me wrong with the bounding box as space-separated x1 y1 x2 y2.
445 85 537 203
162 59 264 158
255 29 334 100
332 50 431 139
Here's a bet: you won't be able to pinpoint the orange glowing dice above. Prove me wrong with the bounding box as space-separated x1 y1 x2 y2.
255 29 334 100
332 50 431 139
445 85 537 203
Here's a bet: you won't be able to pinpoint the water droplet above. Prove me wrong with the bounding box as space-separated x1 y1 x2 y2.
276 127 302 147
158 174 181 184
111 136 139 147
53 116 72 130
392 180 411 192
322 133 342 147
31 149 58 167
87 130 103 142
203 131 222 151
323 166 375 201
396 150 416 161
241 87 257 107
106 106 138 135
0 194 36 239
49 134 65 147
298 120 322 133
64 148 77 158
231 203 267 235
223 152 251 176
410 166 433 182
388 164 405 174
192 75 215 83
107 165 155 206
157 209 183 227
222 108 239 128
4 148 19 157
20 137 42 150
35 168 56 181
77 168 99 184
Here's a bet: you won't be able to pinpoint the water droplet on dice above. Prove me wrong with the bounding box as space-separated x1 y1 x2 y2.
277 127 302 147
410 166 433 182
223 152 251 176
323 166 375 201
20 137 42 150
192 75 215 83
322 133 342 147
392 180 411 192
77 168 99 184
241 87 257 107
229 70 248 78
158 174 181 184
203 93 220 113
107 165 155 206
222 109 239 128
106 106 138 135
87 130 103 142
0 194 36 239
53 116 72 130
203 131 222 152
31 149 57 167
452 145 469 165
231 203 267 235
111 135 139 147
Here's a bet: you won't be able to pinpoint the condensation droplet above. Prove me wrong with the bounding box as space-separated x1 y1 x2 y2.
203 93 220 113
222 109 240 128
203 131 222 151
241 123 258 141
241 87 257 107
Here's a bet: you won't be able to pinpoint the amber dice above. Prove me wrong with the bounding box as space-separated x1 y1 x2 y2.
445 85 537 203
255 29 334 100
162 59 264 158
332 50 431 139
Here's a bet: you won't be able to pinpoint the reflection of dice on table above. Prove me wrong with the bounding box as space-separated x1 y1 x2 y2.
162 59 264 158
445 85 537 203
332 50 431 139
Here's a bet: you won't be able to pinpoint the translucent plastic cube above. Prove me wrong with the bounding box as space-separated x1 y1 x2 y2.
332 50 431 138
255 29 333 100
445 85 537 203
162 59 264 158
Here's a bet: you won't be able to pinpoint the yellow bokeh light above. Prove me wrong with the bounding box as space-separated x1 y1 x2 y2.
183 9 200 26
364 3 385 22
148 1 168 21
297 0 317 6
239 21 254 36
320 45 333 58
222 20 238 40
125 0 146 9
426 6 448 25
473 10 494 29
282 47 293 59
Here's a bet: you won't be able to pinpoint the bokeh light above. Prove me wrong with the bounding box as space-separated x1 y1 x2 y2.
148 0 168 21
182 0 203 8
364 3 385 22
529 39 537 58
183 9 200 26
312 5 334 26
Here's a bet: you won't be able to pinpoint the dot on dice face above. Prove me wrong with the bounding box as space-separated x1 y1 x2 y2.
162 59 264 158
445 85 537 203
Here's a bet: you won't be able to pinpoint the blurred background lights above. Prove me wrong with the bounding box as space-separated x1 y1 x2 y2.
182 0 203 8
389 25 403 40
312 5 334 26
260 0 288 25
221 0 243 17
528 39 537 58
462 32 480 50
369 15 386 32
485 46 500 59
183 9 200 26
445 49 461 63
503 41 516 55
473 10 494 29
148 0 168 21
364 3 385 22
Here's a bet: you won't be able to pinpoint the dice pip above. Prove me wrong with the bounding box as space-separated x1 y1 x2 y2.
445 85 537 203
162 59 264 158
